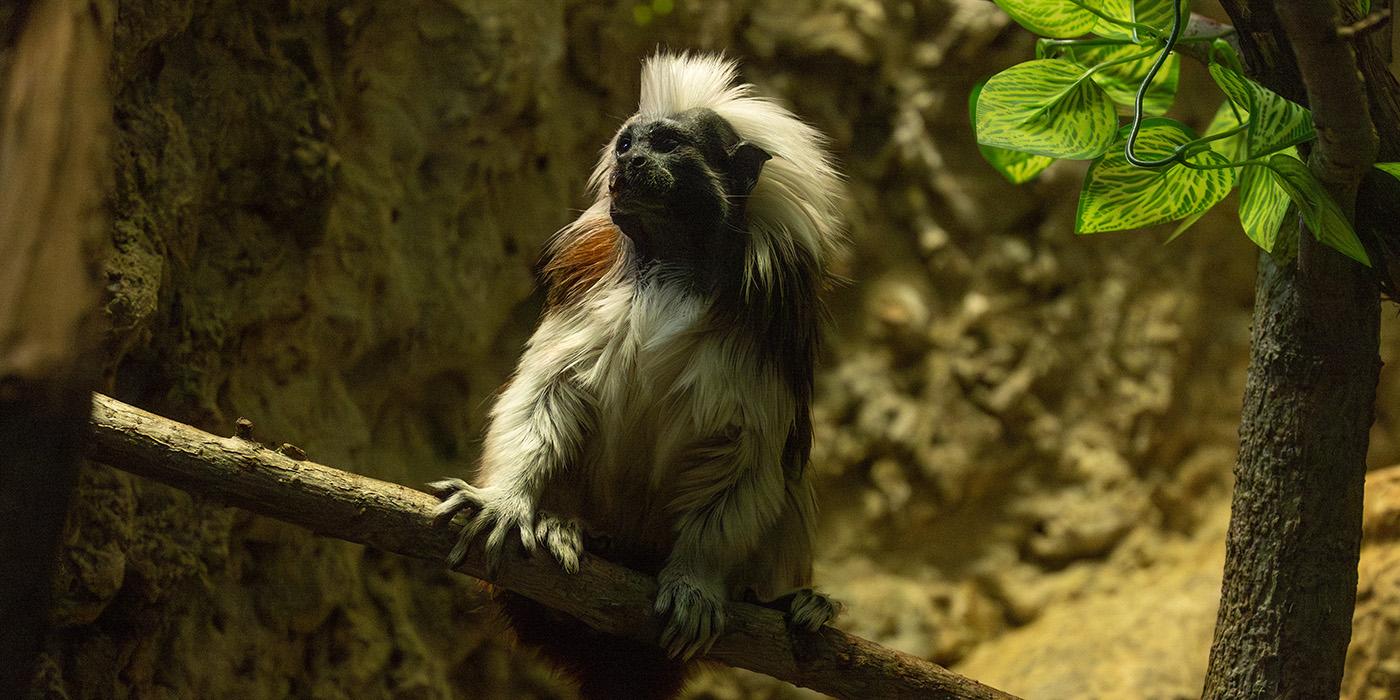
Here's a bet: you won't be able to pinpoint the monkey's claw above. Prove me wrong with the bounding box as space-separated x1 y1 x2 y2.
655 570 726 661
533 513 584 574
427 478 538 574
787 588 842 631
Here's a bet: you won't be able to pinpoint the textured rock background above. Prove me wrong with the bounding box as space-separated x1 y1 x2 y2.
22 0 1400 698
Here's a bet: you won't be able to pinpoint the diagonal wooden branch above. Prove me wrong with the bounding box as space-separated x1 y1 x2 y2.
83 393 1019 700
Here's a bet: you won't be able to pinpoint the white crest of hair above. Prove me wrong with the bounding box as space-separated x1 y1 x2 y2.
584 51 844 298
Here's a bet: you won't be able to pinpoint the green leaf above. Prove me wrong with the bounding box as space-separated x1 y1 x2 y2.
1077 119 1234 233
969 80 1055 184
1238 153 1294 252
1266 153 1371 265
1053 42 1179 115
1209 64 1315 158
975 59 1118 159
1208 38 1246 75
1092 0 1187 41
993 0 1098 38
1164 208 1207 244
1374 162 1400 181
1203 100 1246 159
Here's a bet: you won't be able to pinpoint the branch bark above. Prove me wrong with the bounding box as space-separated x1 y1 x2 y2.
83 393 1019 700
1204 1 1382 697
0 0 110 693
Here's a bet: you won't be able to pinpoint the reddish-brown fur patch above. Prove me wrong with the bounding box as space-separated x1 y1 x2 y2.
543 220 622 308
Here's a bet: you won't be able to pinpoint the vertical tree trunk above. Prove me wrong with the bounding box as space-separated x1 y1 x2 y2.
1205 1 1383 697
0 0 110 693
1204 250 1379 699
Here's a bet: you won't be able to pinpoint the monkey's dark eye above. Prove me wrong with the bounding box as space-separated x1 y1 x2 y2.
617 134 632 154
652 134 680 153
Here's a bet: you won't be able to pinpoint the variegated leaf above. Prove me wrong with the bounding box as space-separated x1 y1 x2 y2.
1077 119 1233 233
1163 101 1243 242
1266 154 1370 265
975 59 1118 159
1238 162 1291 252
1164 208 1208 244
1209 64 1315 158
1092 0 1188 41
1054 42 1179 115
970 80 1055 183
993 0 1098 38
1374 162 1400 181
1203 100 1245 159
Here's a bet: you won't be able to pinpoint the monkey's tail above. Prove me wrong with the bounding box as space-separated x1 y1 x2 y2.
498 590 691 700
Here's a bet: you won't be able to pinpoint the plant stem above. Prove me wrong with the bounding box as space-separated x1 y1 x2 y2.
1067 0 1163 38
1124 0 1186 167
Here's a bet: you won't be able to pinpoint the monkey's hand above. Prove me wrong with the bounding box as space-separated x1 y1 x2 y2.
427 478 540 575
654 566 726 661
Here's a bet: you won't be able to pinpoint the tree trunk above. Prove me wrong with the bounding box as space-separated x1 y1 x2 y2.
1204 249 1379 698
0 0 109 693
1205 1 1383 697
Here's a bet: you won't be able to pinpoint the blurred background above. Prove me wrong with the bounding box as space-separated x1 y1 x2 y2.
26 0 1400 698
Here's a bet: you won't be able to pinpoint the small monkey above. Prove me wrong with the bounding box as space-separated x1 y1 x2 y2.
430 52 843 699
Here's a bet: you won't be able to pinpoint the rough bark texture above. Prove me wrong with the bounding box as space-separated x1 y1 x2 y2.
0 0 109 693
84 393 1019 700
1204 254 1380 699
1205 1 1384 698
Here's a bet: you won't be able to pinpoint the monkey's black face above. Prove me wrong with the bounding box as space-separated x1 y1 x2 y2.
607 108 770 280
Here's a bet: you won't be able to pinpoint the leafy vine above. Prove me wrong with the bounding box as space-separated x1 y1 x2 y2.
973 0 1390 266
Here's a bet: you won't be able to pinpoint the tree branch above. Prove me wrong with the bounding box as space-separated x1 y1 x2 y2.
83 393 1019 700
1277 0 1377 203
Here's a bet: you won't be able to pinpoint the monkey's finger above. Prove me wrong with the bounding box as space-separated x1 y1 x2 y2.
658 616 683 656
701 631 720 657
674 624 703 661
543 523 581 574
692 606 724 660
517 514 538 556
483 519 518 576
681 616 710 661
654 586 675 616
663 611 700 660
425 478 471 496
448 512 493 569
701 613 723 656
431 490 480 527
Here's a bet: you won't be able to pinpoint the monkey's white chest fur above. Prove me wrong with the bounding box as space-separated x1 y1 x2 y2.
481 272 794 560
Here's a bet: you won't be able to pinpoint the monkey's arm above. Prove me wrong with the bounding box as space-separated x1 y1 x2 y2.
655 427 788 660
431 315 596 574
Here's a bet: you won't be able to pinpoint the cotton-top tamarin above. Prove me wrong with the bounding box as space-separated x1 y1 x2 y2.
430 52 844 699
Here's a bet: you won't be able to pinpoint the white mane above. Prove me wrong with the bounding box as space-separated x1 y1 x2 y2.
584 52 844 292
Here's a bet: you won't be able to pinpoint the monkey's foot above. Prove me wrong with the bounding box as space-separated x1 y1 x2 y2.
654 569 726 661
533 512 583 574
786 588 842 631
743 587 843 631
427 478 538 575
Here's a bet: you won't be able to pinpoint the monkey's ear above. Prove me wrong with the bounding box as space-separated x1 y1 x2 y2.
728 141 771 195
